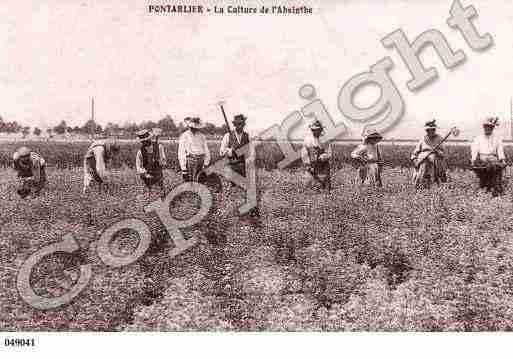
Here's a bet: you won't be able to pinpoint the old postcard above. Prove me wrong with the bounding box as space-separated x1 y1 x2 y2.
0 0 512 356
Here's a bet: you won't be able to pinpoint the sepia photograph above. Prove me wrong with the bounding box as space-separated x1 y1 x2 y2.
1 0 513 356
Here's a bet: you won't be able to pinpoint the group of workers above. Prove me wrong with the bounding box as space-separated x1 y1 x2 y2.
10 114 508 201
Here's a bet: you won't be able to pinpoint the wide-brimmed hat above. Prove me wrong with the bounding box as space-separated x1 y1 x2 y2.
233 114 247 126
13 146 31 161
185 117 205 129
424 119 437 130
136 129 155 142
362 128 383 141
309 119 324 131
483 117 499 127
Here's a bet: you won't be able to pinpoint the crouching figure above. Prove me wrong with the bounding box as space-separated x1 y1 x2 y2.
13 146 47 198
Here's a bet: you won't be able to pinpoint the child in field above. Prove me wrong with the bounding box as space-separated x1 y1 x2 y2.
351 129 383 187
13 146 47 198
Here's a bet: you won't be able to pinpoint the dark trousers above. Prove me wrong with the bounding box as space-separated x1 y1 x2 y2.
474 163 504 196
140 168 164 190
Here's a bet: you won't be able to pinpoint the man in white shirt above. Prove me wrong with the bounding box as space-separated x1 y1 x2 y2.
300 119 332 190
471 117 506 196
135 128 167 194
178 117 211 182
83 138 120 193
13 146 47 198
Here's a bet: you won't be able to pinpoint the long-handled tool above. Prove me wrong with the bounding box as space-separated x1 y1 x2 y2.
415 126 460 168
217 101 239 161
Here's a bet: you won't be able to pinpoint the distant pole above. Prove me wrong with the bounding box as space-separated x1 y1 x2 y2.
91 97 95 121
509 97 513 140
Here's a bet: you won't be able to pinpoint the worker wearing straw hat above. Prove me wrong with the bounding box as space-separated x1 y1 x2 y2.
300 119 332 190
351 128 384 187
135 128 167 193
178 117 211 183
220 114 250 182
471 117 506 196
411 119 447 189
12 146 47 198
82 137 120 193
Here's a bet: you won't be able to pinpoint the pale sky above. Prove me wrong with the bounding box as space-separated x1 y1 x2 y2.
1 0 513 139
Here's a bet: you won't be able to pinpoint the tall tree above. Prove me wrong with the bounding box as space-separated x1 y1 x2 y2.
53 120 68 135
33 127 42 136
157 115 178 136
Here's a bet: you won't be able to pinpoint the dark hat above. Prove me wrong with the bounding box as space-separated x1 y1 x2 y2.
362 128 383 141
483 117 499 127
309 120 323 130
425 119 437 129
233 114 247 125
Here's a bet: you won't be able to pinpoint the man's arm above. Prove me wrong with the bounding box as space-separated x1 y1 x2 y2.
470 137 479 163
203 135 211 166
159 143 167 166
135 150 146 174
93 146 107 179
351 144 366 160
219 133 231 157
177 135 187 171
31 159 41 182
497 137 505 161
411 140 422 160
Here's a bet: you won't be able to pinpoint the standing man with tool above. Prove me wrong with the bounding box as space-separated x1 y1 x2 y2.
218 102 260 221
219 114 250 184
471 117 506 197
300 119 332 191
178 117 211 183
411 120 451 189
135 128 167 194
12 146 47 198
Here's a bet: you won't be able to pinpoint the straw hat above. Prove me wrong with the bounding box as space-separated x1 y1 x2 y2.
184 117 205 129
13 146 31 161
362 128 383 141
135 129 155 142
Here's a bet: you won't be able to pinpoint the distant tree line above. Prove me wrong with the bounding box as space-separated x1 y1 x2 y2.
0 115 229 139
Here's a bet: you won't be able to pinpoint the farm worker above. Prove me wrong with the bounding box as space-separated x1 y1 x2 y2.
219 113 260 220
411 119 447 189
13 146 47 198
82 138 120 193
178 117 211 183
471 117 506 197
219 114 250 181
135 128 166 193
301 119 332 190
351 129 384 187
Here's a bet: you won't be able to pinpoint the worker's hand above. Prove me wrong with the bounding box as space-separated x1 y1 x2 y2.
145 173 153 179
319 153 330 162
181 170 190 182
226 148 234 157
